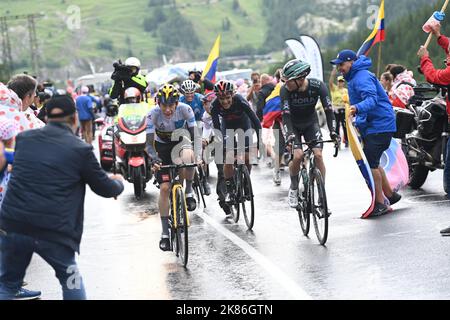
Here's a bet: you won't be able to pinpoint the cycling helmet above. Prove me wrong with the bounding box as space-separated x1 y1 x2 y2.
180 79 197 94
124 87 141 102
214 80 235 97
157 84 180 105
281 59 311 81
106 101 119 117
124 57 141 69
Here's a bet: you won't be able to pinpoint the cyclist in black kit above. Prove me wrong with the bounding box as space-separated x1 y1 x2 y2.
211 80 261 213
280 59 339 208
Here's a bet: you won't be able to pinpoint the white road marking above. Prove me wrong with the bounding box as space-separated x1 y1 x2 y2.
195 211 313 300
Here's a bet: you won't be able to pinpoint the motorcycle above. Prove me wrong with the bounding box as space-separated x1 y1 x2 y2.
112 103 153 199
395 83 449 189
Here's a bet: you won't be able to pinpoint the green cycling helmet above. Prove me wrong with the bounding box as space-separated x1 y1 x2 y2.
281 59 311 81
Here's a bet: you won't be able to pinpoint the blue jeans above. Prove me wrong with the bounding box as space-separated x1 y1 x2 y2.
0 232 86 300
444 137 450 197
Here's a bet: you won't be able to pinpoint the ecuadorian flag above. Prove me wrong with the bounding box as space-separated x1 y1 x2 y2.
357 0 385 57
262 83 282 128
201 35 221 83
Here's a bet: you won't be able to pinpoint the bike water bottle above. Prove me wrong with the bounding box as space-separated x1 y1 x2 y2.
423 11 445 33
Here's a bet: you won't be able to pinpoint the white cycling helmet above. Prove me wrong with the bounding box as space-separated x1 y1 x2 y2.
124 57 141 69
124 87 141 100
180 79 197 94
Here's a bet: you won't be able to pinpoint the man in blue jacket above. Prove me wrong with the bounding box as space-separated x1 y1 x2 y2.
0 95 124 300
331 50 401 217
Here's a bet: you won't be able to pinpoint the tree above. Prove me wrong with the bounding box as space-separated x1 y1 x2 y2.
156 9 200 56
232 0 241 12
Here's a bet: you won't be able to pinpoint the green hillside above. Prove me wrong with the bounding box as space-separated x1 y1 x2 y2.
0 0 443 81
1 0 266 75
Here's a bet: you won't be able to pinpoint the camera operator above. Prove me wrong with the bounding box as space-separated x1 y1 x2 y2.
109 57 148 105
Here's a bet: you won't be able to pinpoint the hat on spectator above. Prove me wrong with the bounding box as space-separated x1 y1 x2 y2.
46 95 76 119
330 49 357 65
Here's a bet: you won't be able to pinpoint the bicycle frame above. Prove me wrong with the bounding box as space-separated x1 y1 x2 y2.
160 163 198 228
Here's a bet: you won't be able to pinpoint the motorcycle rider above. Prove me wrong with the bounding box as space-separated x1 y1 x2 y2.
110 57 148 104
123 87 142 104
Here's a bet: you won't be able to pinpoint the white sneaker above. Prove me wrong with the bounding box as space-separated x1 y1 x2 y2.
273 168 281 185
288 188 299 208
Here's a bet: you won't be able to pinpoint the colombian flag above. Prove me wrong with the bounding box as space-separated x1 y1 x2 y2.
262 84 282 128
201 35 221 83
357 0 385 57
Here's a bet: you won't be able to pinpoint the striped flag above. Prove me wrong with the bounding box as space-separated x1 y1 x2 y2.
357 0 385 57
201 35 221 83
262 84 282 128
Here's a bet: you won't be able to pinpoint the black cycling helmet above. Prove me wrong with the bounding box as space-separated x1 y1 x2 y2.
157 84 180 105
214 80 235 97
281 59 311 81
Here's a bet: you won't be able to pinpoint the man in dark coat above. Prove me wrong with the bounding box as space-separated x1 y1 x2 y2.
0 95 124 300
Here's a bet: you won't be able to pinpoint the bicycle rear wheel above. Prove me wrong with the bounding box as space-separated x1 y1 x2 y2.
240 165 255 230
310 169 328 245
298 168 310 236
174 187 189 267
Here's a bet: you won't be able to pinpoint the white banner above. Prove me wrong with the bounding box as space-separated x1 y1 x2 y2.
285 36 324 82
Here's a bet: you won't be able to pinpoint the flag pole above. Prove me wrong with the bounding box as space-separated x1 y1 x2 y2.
377 42 382 78
424 0 450 48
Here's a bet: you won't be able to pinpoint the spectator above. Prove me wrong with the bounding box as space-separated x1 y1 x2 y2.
76 86 95 144
331 49 401 217
0 118 18 208
416 23 450 234
256 74 276 169
36 89 53 124
329 67 350 147
246 72 261 113
389 65 417 109
384 64 398 72
31 84 44 113
256 74 275 121
188 70 214 93
0 82 32 132
0 95 124 300
7 74 44 129
380 72 394 97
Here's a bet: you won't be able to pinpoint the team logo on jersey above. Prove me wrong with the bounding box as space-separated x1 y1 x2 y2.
175 120 186 129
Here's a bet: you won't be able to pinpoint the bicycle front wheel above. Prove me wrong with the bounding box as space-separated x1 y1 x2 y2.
174 186 189 267
240 165 255 230
231 171 240 223
298 168 310 236
193 171 205 208
310 169 328 245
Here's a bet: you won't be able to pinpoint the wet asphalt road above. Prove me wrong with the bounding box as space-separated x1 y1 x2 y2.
24 137 450 300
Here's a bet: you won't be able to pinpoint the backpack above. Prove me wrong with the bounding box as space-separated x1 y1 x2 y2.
417 100 447 139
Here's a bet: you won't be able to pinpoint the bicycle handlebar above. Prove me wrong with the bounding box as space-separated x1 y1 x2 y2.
160 163 198 169
288 139 340 157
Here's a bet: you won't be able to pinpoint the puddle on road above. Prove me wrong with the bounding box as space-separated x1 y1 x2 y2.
405 194 450 204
